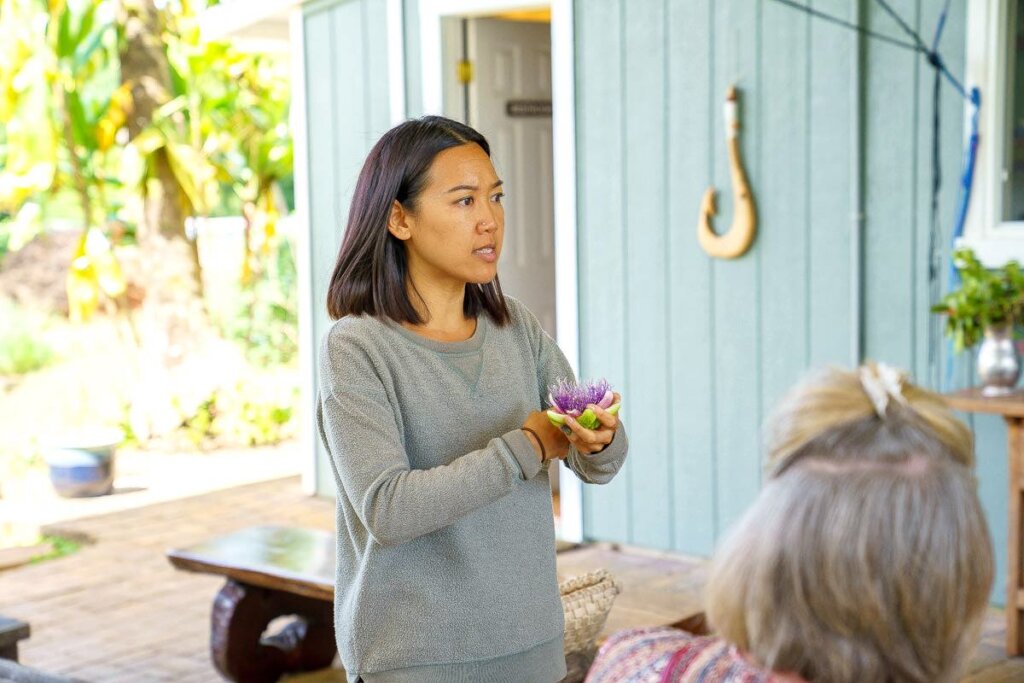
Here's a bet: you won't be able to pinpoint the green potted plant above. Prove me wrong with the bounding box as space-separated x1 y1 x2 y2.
932 247 1024 395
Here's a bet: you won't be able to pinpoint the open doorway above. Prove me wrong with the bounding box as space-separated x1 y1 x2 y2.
441 12 556 336
421 1 582 539
442 10 560 499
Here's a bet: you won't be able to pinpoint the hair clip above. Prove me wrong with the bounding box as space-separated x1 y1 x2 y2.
859 362 908 418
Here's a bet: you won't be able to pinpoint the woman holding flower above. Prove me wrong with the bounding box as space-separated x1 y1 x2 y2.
317 115 628 682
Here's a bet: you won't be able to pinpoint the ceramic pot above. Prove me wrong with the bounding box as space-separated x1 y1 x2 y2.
42 429 122 498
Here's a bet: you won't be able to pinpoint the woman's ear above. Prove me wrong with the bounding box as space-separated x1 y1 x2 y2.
387 200 412 241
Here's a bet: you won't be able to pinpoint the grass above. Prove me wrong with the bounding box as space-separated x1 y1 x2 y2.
0 524 81 568
30 535 83 564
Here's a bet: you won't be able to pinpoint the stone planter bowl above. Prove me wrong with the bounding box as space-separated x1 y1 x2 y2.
42 429 123 498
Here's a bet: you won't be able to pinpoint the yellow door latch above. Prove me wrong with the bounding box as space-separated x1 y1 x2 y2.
457 59 473 86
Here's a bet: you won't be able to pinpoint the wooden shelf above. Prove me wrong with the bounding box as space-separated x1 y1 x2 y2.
944 388 1024 418
944 389 1024 656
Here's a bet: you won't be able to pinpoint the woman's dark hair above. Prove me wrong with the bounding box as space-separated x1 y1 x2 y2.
326 115 510 326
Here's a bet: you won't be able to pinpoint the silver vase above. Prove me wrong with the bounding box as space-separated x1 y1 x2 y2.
977 324 1021 396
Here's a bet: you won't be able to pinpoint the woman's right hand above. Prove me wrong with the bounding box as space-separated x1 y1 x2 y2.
522 411 570 463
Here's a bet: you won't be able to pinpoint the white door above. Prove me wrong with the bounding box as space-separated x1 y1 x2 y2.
466 18 556 337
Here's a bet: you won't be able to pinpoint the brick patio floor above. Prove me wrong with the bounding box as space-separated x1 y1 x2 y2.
1 476 338 682
1 474 1021 682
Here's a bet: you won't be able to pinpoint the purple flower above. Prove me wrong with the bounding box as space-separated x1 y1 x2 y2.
548 378 613 416
546 378 620 430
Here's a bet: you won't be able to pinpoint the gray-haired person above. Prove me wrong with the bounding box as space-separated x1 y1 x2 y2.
587 363 992 683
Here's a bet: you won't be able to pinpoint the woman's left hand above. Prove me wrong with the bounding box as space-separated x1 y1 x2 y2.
563 392 621 455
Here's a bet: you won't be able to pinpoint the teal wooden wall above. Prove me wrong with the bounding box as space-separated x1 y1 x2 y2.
402 0 423 119
301 0 397 491
302 0 1007 603
573 0 1008 600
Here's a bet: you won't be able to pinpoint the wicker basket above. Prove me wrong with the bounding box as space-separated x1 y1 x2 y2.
559 568 621 683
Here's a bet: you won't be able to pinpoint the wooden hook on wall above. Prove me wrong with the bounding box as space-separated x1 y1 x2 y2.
698 86 757 259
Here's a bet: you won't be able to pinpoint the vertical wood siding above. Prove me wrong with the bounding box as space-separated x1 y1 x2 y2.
303 0 396 493
666 0 716 556
573 0 1004 599
577 0 630 542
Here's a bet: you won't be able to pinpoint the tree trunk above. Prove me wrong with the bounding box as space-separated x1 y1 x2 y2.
117 0 222 440
118 0 200 268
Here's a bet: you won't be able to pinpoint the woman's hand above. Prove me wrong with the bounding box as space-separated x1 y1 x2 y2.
563 392 621 455
522 411 571 463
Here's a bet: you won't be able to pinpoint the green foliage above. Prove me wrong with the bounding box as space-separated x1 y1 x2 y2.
0 203 41 257
180 377 297 447
181 393 216 446
0 0 129 321
115 400 140 448
217 237 298 366
131 8 293 236
0 0 124 221
215 380 296 447
0 300 56 375
2 0 293 323
931 248 1024 353
30 534 83 564
0 440 43 483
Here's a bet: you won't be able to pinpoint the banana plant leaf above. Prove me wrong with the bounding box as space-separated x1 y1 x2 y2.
66 226 126 322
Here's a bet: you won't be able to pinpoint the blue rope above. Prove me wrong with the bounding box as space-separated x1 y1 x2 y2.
931 0 952 51
952 89 983 275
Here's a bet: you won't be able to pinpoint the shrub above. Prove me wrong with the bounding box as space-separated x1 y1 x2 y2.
180 376 298 448
217 238 298 367
0 300 56 376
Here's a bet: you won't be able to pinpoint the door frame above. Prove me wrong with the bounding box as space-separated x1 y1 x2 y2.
294 0 408 495
419 0 583 542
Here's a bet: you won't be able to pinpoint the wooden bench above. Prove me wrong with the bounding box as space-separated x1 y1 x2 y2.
0 658 83 683
168 526 707 683
0 616 30 662
167 526 336 683
0 618 86 682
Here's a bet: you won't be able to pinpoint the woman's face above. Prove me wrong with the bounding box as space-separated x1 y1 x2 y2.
394 143 505 288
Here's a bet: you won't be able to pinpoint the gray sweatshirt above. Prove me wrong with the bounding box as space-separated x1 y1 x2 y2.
316 297 628 681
